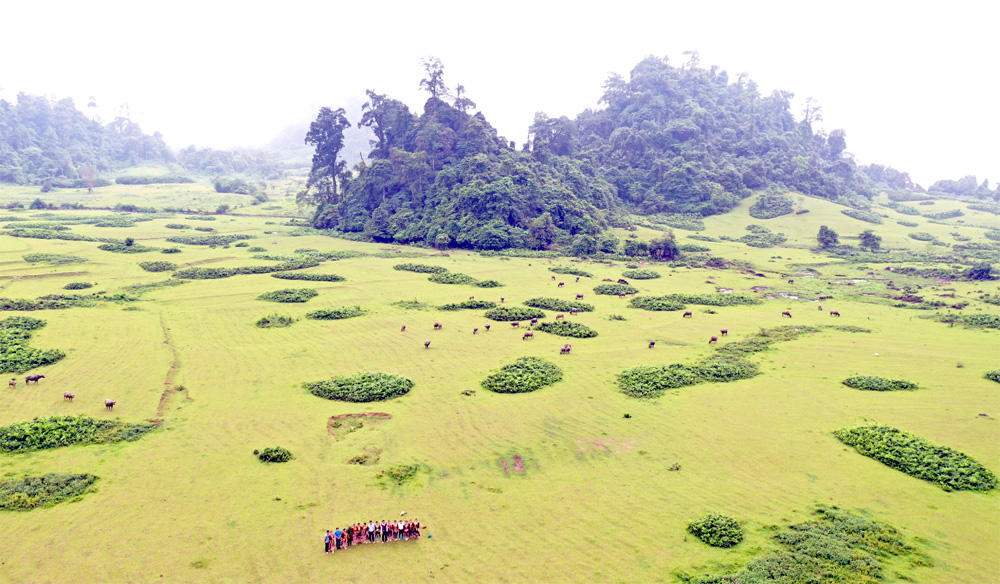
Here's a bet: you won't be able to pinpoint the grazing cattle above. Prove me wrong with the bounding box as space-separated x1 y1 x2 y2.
818 305 823 311
569 308 578 315
469 296 475 300
25 374 45 384
576 293 584 300
433 322 443 330
551 276 556 280
558 282 565 287
683 311 693 318
575 276 580 282
64 392 74 402
473 327 479 335
709 336 718 344
424 340 431 349
485 324 491 331
500 297 505 303
618 293 625 298
105 399 116 410
788 279 794 284
511 321 520 328
781 311 792 318
559 344 572 355
648 341 655 349
401 325 407 332
617 279 629 285
602 278 613 282
555 313 565 320
7 379 15 389
720 329 728 336
522 332 534 340
830 310 841 317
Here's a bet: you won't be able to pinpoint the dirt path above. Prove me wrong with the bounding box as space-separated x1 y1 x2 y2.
156 313 189 418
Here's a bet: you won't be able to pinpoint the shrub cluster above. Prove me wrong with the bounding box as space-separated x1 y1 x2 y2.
22 253 87 265
678 243 711 252
0 473 99 511
481 357 563 393
165 234 254 246
893 204 921 216
62 282 93 290
534 321 598 338
5 229 97 242
622 269 660 279
4 222 69 230
842 376 918 391
985 370 1000 384
306 306 365 320
924 209 964 220
749 192 794 219
484 306 546 321
255 314 294 328
0 416 156 453
841 208 884 224
473 279 503 288
0 316 46 331
0 318 64 373
548 266 593 277
257 288 318 303
115 174 193 185
270 272 344 282
648 213 705 231
833 425 996 491
139 261 177 272
736 225 788 247
161 248 182 254
618 364 703 397
663 293 761 306
439 300 497 310
305 372 413 402
174 259 319 280
164 223 190 229
193 226 216 232
97 242 158 253
687 514 744 548
897 220 919 227
94 217 137 228
428 272 478 285
628 296 686 311
908 232 935 241
593 283 639 295
393 263 447 273
950 314 1000 329
522 297 594 312
256 447 293 463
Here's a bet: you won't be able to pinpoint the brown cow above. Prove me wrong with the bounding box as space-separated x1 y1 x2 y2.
555 313 565 320
560 344 572 355
500 297 505 303
830 311 841 317
433 322 443 330
469 296 475 300
401 325 407 332
7 378 15 389
648 341 655 349
530 318 538 326
511 321 520 328
551 276 556 280
617 279 629 285
25 374 45 384
576 293 584 300
720 329 728 336
105 399 116 410
683 311 693 318
575 276 580 282
64 392 74 402
558 282 565 287
781 311 792 318
818 305 823 311
618 293 626 298
788 279 794 284
709 336 718 344
569 308 578 315
485 324 491 331
424 340 431 349
522 332 534 340
473 327 479 334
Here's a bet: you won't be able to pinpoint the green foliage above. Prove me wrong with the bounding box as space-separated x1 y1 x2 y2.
481 356 563 393
962 262 994 280
393 263 448 273
834 425 997 491
618 364 703 398
0 416 156 453
377 464 425 487
842 376 918 391
693 356 758 383
4 222 68 231
484 306 546 321
255 314 294 328
256 288 318 303
439 300 497 310
534 321 598 338
270 272 345 282
164 223 190 229
749 192 794 219
0 317 64 373
662 293 761 306
858 229 883 251
174 259 319 280
622 269 660 279
22 253 87 265
897 220 919 227
165 234 254 246
161 248 181 254
116 175 193 185
647 214 706 231
678 243 711 252
817 225 839 247
628 296 686 311
842 208 884 224
256 446 293 463
548 266 592 277
984 370 1000 384
194 226 216 232
0 473 98 511
908 231 935 241
473 279 503 288
428 272 477 285
139 261 176 272
924 209 964 220
687 514 744 548
522 297 594 312
62 282 93 290
0 316 46 331
734 224 788 247
97 242 158 253
948 314 1000 329
305 372 413 402
892 203 921 215
5 228 97 242
305 306 365 320
593 283 639 295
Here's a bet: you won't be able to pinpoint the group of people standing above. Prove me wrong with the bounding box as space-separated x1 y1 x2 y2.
324 519 422 553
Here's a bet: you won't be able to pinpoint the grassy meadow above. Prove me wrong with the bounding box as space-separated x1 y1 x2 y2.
0 190 997 583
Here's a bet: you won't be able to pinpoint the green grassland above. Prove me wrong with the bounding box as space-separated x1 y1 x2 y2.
0 193 997 583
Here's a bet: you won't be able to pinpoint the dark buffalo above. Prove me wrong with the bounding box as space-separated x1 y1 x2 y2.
555 313 565 320
424 340 431 349
617 279 629 285
105 399 116 410
788 279 794 284
720 329 728 336
576 294 584 300
530 318 538 326
575 276 580 282
433 322 443 330
683 311 693 318
25 374 45 384
830 310 841 317
485 324 491 331
648 341 655 349
522 332 534 340
64 392 74 402
559 344 572 355
558 282 565 287
709 336 718 344
511 321 520 328
401 325 407 332
473 327 479 334
569 308 578 315
782 311 792 318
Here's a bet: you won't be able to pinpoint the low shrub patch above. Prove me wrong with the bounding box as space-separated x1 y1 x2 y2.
161 248 181 254
194 226 215 232
139 261 177 272
166 234 254 246
593 283 639 295
97 242 158 253
0 416 156 453
985 370 1000 383
377 464 426 487
687 514 744 548
22 253 86 265
0 317 46 331
484 306 546 321
628 296 686 311
736 225 788 247
0 473 98 511
305 372 413 402
256 447 293 463
925 209 964 220
523 297 594 312
305 306 365 320
841 208 884 224
534 321 598 338
481 356 563 393
548 266 593 277
174 259 319 280
618 364 703 397
428 272 477 285
5 229 97 242
948 314 1000 329
834 425 996 491
622 268 660 279
4 222 69 231
897 220 919 227
270 271 345 282
693 356 758 383
908 232 935 241
842 376 918 391
749 192 794 219
164 223 190 229
678 243 711 252
473 279 503 288
0 317 64 373
393 263 447 273
62 282 93 290
257 288 318 303
255 314 294 328
247 246 267 252
648 213 705 231
439 300 497 310
663 293 761 306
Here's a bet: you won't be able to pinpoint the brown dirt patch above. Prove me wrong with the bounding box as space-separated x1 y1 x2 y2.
327 413 391 440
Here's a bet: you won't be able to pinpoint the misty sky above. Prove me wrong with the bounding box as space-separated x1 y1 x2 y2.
2 1 996 188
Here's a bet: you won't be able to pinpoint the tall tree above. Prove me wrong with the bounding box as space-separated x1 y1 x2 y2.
418 57 448 99
816 225 839 247
452 84 476 113
301 107 351 207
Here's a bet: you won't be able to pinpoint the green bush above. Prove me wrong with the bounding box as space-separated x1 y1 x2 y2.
97 242 158 253
305 306 365 320
908 232 935 241
174 259 319 280
255 314 294 328
548 266 593 277
0 416 156 453
165 234 254 246
593 283 639 295
484 306 546 321
618 364 703 398
256 446 293 463
897 220 919 227
139 261 177 273
841 208 884 224
694 356 758 383
3 222 69 231
628 296 686 311
393 263 447 273
481 356 563 393
22 253 86 265
622 269 661 279
115 174 193 185
893 204 921 216
161 248 181 254
305 372 413 402
247 246 267 252
5 229 97 242
951 314 1000 329
0 473 99 511
62 282 93 290
534 321 598 338
663 293 761 306
257 288 318 303
270 272 344 282
834 425 996 491
687 514 744 548
749 192 794 219
0 317 64 373
842 376 918 391
924 209 964 220
439 300 497 310
164 223 190 229
523 297 594 312
428 272 477 285
678 243 711 252
234 242 249 247
737 225 788 247
686 234 718 242
0 316 46 331
985 370 1000 384
473 279 503 288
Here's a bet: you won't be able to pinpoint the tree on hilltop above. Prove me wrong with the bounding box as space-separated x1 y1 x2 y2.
300 107 351 208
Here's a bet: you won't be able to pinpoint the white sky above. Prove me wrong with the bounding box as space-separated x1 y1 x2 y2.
1 0 996 188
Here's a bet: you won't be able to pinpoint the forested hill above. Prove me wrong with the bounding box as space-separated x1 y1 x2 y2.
300 55 918 251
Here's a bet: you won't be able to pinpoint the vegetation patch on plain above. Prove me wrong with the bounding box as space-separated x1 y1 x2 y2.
257 288 318 303
842 376 918 391
305 306 365 320
439 300 496 310
0 317 64 373
484 306 546 321
481 356 563 393
0 473 98 511
534 321 598 338
687 513 743 548
0 416 156 453
305 372 413 402
522 297 594 312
